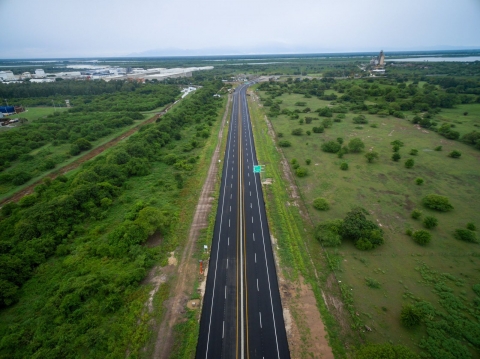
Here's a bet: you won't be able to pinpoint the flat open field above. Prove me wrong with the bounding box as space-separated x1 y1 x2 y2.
254 87 480 355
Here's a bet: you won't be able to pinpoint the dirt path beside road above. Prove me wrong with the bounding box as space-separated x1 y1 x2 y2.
152 94 231 359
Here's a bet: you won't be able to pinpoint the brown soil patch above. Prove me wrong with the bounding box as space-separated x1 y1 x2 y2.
0 105 174 206
151 94 232 359
187 299 201 310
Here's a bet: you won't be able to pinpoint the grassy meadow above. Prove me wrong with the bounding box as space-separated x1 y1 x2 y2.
254 86 480 356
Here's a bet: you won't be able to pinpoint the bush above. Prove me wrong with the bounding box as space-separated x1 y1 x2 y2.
12 172 32 186
467 222 476 231
305 159 311 165
278 140 291 147
405 229 413 236
365 277 381 289
322 118 333 128
313 198 329 211
354 344 420 359
392 153 401 162
348 138 365 153
365 151 379 163
423 216 438 229
321 141 341 153
312 126 324 133
341 207 384 249
277 132 283 138
353 115 368 124
405 159 414 168
291 128 303 136
401 305 421 327
415 178 424 185
315 219 343 247
391 140 404 147
306 130 311 136
69 144 81 156
340 162 348 170
422 194 453 212
448 150 461 158
411 209 422 219
295 167 307 177
434 145 442 151
410 149 418 156
454 229 478 243
412 230 432 245
337 137 344 144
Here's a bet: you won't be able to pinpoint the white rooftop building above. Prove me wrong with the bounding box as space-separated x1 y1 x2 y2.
34 69 46 78
0 71 15 81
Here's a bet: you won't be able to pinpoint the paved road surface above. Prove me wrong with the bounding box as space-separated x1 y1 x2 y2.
196 84 290 359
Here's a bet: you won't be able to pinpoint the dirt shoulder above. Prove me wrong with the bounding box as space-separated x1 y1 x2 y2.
151 94 231 359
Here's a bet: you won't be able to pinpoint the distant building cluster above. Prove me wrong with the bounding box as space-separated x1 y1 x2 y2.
0 66 214 84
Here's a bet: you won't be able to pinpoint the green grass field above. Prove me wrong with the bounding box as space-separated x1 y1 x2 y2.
6 106 67 122
254 88 480 355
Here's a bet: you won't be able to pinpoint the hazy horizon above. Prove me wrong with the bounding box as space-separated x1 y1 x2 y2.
2 0 480 59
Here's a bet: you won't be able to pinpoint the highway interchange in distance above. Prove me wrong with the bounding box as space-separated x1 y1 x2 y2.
196 84 290 359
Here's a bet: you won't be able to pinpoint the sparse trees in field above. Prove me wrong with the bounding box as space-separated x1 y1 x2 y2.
422 194 453 212
348 138 365 153
412 230 432 245
365 151 379 163
405 158 415 168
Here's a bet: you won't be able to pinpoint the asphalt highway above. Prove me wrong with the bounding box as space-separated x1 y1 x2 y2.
196 84 290 359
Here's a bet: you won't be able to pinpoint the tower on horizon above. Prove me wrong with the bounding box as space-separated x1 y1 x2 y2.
378 50 385 66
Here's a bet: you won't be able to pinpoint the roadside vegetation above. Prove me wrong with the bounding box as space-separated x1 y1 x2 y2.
252 67 480 358
0 82 180 198
0 81 225 358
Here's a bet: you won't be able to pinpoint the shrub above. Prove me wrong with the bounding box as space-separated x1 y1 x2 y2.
454 229 478 243
370 123 378 128
277 132 284 138
306 159 311 165
341 207 384 249
448 150 461 158
315 219 343 247
411 209 422 219
278 140 291 147
354 344 420 359
306 130 311 136
313 198 329 211
312 126 324 133
348 138 365 153
340 162 348 170
365 151 379 163
467 222 476 231
422 194 453 212
405 229 413 236
434 145 442 151
401 305 421 327
412 230 431 245
410 149 418 156
69 144 81 156
365 277 381 288
393 145 400 152
305 117 314 124
391 140 404 147
321 141 341 153
392 153 401 162
295 167 307 177
353 115 368 124
322 118 333 128
337 137 344 144
405 159 414 168
291 128 303 136
423 216 438 229
12 172 32 186
415 178 424 185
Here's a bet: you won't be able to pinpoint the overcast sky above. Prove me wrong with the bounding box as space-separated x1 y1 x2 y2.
2 0 480 58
